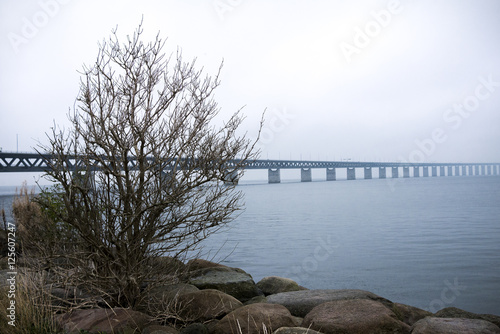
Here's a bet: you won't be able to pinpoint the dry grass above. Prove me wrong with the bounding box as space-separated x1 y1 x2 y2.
0 269 60 334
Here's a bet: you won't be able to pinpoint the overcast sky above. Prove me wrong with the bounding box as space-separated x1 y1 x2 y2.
1 0 500 184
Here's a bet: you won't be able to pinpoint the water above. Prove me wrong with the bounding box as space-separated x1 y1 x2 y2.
1 177 499 315
198 176 500 315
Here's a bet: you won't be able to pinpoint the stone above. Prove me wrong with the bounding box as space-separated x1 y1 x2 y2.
179 323 209 334
140 283 200 316
48 285 93 307
187 266 263 302
302 299 411 334
176 289 242 322
212 303 297 334
411 317 500 333
256 276 305 296
434 307 500 328
56 308 153 334
143 325 179 334
185 258 228 271
273 328 324 334
266 289 393 317
244 295 268 305
391 302 432 326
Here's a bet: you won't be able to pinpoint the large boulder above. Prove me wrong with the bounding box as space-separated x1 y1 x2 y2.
143 325 179 334
256 276 306 296
302 299 410 334
176 289 242 322
56 308 153 333
434 307 500 328
266 289 393 317
391 302 432 326
187 266 263 302
185 258 228 271
212 303 296 334
411 317 500 333
273 327 324 334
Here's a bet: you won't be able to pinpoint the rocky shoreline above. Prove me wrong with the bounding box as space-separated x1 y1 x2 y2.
12 258 500 334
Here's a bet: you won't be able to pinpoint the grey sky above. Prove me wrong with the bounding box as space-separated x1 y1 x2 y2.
1 0 500 185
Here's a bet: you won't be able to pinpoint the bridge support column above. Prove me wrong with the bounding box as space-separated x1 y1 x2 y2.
301 168 312 182
481 165 486 175
392 167 399 178
455 166 461 176
223 170 239 185
423 167 429 177
268 168 281 183
487 165 492 175
347 167 356 180
403 167 410 178
364 167 372 179
468 165 473 176
462 166 467 176
447 166 453 176
326 168 336 181
432 166 438 177
413 166 420 177
495 165 500 175
440 166 445 176
475 165 480 175
379 167 386 179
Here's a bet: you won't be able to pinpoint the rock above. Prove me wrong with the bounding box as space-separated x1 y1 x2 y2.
244 295 268 305
179 323 209 334
187 266 263 302
302 299 410 334
185 258 227 271
56 308 153 333
273 327 324 334
143 325 179 334
176 289 242 322
266 289 393 317
48 285 94 306
391 302 432 326
411 317 500 333
256 276 305 296
212 303 297 334
434 307 500 328
140 283 200 316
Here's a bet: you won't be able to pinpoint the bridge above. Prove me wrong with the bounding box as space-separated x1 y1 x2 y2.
1 152 499 184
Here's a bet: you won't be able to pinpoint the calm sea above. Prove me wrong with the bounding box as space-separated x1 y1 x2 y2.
1 176 499 315
199 176 500 316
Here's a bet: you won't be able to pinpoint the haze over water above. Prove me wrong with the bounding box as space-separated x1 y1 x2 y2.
198 175 500 315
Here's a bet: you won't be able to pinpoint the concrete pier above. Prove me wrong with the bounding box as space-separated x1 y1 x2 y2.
432 166 437 177
403 167 410 178
326 168 336 181
364 167 372 179
301 168 312 182
455 166 461 176
379 167 386 179
481 165 486 175
462 166 467 176
440 166 445 176
392 167 399 178
268 168 281 183
423 167 429 177
447 166 453 176
475 165 480 175
347 167 356 180
468 165 473 176
413 166 420 177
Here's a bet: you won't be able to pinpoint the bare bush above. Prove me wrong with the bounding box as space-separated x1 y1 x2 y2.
38 22 261 308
